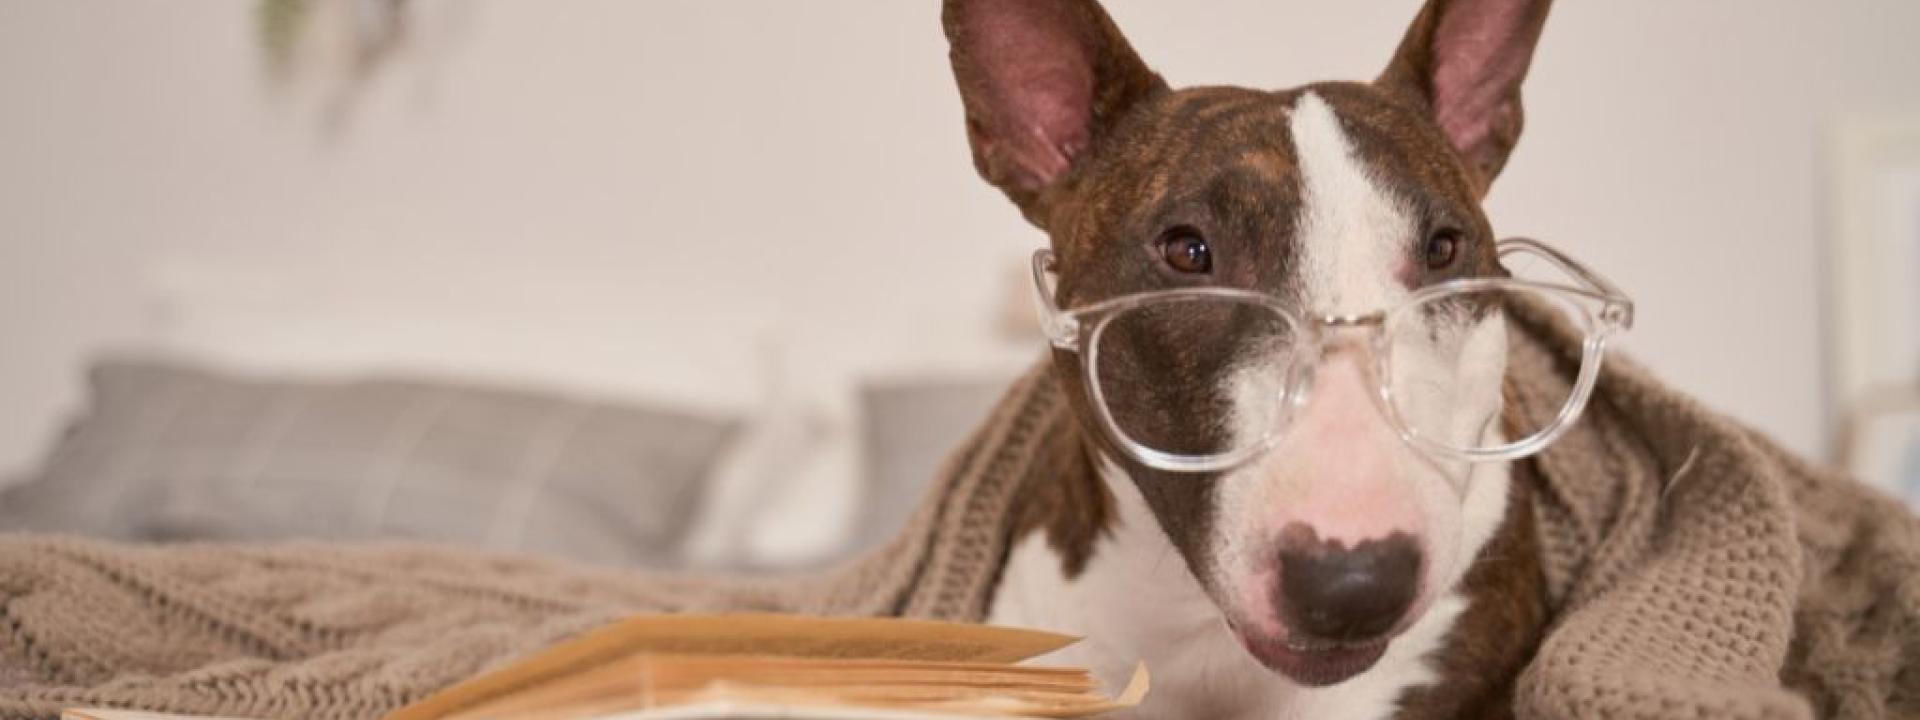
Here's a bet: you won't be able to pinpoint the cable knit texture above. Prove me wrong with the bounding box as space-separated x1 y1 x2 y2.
2 302 1917 719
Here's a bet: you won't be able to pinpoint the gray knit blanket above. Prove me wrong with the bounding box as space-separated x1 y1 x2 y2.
2 302 1916 719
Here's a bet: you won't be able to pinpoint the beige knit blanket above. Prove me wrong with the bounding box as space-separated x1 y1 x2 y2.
2 303 1917 719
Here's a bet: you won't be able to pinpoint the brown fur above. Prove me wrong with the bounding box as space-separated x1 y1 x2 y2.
1392 464 1549 719
1011 389 1113 578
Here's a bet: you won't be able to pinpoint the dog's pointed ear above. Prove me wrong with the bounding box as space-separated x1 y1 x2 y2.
1378 0 1552 194
943 0 1166 224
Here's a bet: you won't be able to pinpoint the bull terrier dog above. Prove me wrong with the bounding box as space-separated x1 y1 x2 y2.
949 0 1636 717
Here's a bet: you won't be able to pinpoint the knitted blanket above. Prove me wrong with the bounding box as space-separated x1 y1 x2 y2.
2 303 1917 719
0 361 1078 720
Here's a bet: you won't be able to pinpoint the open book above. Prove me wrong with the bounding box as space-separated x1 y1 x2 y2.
65 614 1148 720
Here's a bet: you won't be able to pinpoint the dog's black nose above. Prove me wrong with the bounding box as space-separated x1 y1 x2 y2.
1276 524 1422 642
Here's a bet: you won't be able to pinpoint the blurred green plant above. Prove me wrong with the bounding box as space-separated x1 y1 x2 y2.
255 0 408 87
257 0 310 83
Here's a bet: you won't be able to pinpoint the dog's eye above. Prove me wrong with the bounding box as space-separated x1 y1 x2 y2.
1424 229 1463 270
1159 227 1212 274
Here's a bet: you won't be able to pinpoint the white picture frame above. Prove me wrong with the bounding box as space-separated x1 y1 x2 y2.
1828 116 1920 502
1840 398 1920 508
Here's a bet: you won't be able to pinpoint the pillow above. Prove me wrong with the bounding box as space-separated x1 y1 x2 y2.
685 372 1016 571
0 357 738 568
681 368 865 572
851 374 1013 555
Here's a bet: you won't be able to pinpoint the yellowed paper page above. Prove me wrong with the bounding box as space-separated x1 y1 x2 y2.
387 614 1079 720
63 712 246 720
442 654 1103 720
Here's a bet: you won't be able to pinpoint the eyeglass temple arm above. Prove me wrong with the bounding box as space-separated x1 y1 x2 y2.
1030 250 1079 348
1496 237 1635 329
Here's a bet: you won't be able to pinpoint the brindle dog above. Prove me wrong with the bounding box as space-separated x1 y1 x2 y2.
954 1 1553 718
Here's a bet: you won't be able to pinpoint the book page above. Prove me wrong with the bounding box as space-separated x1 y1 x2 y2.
386 614 1079 720
609 664 1149 720
62 712 243 720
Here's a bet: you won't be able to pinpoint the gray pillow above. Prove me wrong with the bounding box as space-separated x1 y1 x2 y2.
852 375 1012 555
0 357 737 568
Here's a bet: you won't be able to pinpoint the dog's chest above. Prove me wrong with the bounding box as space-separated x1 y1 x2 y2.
988 472 1483 720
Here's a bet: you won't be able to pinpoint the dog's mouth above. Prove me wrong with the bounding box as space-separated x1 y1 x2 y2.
1231 627 1391 687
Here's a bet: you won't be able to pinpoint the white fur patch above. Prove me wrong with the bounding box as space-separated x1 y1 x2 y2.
1290 91 1416 315
1286 90 1508 467
1206 92 1512 632
1210 91 1439 628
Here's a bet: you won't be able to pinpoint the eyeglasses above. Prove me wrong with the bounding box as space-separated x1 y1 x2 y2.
1031 238 1634 473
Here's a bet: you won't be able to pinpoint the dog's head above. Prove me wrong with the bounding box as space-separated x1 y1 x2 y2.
945 0 1550 686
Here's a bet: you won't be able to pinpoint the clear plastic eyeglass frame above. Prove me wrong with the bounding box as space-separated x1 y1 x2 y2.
1030 237 1636 473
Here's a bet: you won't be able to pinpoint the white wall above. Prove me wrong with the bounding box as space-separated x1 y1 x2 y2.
3 0 1918 477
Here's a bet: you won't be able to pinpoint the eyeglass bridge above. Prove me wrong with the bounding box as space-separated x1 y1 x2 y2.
1314 312 1385 329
